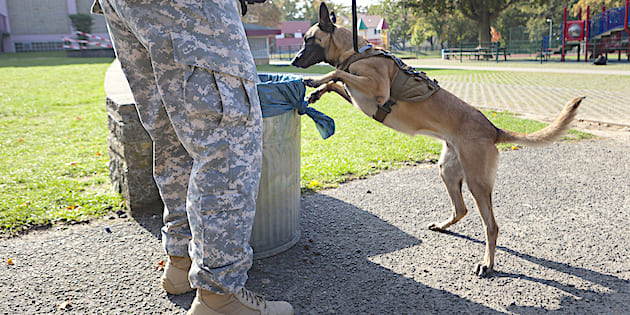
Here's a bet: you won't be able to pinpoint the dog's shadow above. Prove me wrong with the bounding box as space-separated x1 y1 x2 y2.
440 229 629 311
134 192 628 313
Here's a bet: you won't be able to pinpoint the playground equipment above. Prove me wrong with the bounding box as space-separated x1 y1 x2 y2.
560 0 630 62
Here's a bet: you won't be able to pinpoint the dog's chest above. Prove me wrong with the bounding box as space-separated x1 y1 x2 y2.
344 84 379 117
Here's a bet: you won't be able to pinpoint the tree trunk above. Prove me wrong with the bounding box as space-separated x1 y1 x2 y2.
478 9 491 48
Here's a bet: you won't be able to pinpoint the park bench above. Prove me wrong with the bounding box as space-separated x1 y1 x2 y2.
442 46 510 61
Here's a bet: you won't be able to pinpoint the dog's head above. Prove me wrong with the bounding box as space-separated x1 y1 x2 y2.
291 3 337 68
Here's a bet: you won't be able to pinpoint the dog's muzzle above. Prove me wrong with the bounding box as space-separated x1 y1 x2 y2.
291 43 325 68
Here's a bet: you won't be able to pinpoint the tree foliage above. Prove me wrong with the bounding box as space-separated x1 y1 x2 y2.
242 0 283 27
570 0 625 16
405 0 552 46
368 0 476 48
69 13 93 34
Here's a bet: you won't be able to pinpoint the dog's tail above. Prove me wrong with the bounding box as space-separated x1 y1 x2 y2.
495 96 585 146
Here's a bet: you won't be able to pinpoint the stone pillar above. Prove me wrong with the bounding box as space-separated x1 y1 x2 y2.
105 59 163 215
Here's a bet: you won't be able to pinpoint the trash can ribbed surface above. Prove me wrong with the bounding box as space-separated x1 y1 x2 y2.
250 73 305 259
250 108 301 259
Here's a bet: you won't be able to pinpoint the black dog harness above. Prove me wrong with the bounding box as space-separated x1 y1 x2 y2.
337 45 440 123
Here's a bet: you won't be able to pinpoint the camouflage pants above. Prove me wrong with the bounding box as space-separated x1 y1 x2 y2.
97 0 262 294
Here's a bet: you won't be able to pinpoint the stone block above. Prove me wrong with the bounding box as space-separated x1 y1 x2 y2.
105 60 162 215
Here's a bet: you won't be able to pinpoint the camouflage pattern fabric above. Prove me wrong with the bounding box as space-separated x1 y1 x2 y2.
95 0 262 294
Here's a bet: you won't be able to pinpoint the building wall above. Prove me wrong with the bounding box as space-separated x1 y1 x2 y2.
3 0 109 53
9 0 68 34
247 36 270 65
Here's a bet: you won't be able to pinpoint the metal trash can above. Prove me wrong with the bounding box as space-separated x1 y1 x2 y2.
251 74 334 259
251 108 301 259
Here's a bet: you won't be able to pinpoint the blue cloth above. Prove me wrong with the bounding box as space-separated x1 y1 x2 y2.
257 73 335 139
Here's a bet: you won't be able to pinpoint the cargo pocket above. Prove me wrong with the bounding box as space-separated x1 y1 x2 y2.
183 66 224 130
213 72 253 128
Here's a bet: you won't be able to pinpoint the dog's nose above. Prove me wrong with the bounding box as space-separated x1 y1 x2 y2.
291 48 304 67
291 57 303 68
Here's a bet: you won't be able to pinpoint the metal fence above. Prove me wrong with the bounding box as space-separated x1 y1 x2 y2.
270 45 303 61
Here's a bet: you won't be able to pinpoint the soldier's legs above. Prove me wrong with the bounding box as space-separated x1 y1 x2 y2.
100 0 262 294
100 0 192 258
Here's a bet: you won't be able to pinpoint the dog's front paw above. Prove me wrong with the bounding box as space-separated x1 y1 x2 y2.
306 90 323 104
475 264 493 277
303 78 322 88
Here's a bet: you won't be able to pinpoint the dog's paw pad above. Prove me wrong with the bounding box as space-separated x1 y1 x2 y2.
306 91 322 103
475 264 493 277
427 223 444 231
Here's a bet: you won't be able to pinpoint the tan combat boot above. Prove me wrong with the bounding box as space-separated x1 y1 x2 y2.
187 287 293 315
161 256 194 295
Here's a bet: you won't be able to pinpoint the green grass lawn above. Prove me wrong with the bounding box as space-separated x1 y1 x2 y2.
0 52 121 235
0 52 590 236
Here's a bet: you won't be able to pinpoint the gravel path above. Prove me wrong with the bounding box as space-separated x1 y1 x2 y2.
2 134 629 314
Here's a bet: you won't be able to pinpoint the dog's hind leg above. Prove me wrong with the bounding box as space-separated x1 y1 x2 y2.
458 142 499 277
428 141 468 231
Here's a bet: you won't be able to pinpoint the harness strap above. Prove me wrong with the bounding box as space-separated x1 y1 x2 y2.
372 98 396 123
337 46 440 124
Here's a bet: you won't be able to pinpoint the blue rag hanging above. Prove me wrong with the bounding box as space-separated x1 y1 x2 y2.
257 73 335 140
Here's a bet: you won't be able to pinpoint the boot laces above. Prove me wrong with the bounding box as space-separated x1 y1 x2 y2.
239 288 267 309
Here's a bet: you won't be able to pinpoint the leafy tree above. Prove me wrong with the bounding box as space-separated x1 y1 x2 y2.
275 0 304 20
368 0 416 48
69 13 93 34
436 11 478 46
407 0 550 47
242 0 283 27
69 13 93 47
570 0 625 15
495 0 574 45
303 0 346 25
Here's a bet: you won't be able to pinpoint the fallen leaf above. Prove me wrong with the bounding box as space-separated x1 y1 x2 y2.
58 300 72 310
7 258 14 265
17 139 23 142
156 260 165 271
95 152 101 156
76 117 83 120
67 161 79 166
67 205 77 210
511 146 518 150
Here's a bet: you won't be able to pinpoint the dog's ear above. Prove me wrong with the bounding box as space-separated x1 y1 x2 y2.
318 2 335 33
330 11 337 24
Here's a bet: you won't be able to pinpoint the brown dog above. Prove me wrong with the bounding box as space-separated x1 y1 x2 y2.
292 3 584 277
